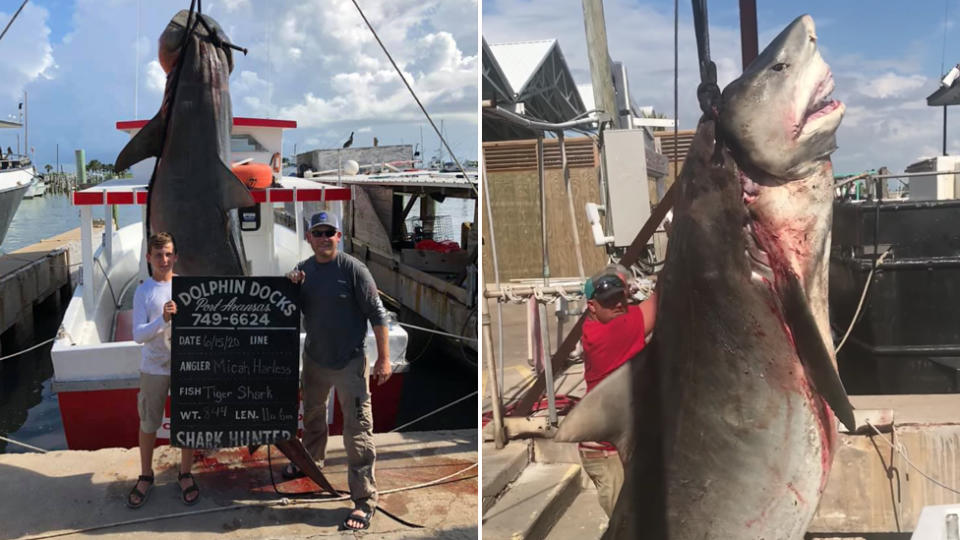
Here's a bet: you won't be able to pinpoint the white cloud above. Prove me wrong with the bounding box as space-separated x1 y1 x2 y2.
144 61 166 93
0 3 54 101
857 72 926 99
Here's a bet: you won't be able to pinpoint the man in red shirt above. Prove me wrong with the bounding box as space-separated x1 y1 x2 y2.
578 264 657 517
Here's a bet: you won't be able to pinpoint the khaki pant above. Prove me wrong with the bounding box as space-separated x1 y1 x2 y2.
137 373 170 434
301 353 377 507
580 450 624 518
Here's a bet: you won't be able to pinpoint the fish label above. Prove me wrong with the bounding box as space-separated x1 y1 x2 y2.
170 276 300 448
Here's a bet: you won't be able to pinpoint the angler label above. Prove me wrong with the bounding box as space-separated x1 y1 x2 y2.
170 276 299 448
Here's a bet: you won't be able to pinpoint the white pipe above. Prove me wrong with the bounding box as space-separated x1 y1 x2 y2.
80 205 94 315
103 198 113 267
585 202 614 246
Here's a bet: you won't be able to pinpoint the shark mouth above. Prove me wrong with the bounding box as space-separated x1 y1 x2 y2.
800 70 842 136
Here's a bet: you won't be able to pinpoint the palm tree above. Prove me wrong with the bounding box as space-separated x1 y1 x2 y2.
44 164 52 174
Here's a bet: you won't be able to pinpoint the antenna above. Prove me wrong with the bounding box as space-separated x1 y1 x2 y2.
135 0 140 118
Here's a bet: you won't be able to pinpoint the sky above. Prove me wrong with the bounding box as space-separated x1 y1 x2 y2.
483 0 960 176
0 0 478 173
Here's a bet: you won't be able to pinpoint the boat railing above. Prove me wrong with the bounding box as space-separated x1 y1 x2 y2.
0 154 31 171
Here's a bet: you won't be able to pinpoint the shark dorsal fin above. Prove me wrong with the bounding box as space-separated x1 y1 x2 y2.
115 113 165 173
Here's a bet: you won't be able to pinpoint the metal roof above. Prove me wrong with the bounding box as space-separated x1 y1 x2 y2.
482 38 586 141
928 83 960 107
482 38 513 104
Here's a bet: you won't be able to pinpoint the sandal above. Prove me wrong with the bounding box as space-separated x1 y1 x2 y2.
338 506 375 531
126 474 154 509
281 462 306 479
178 472 200 505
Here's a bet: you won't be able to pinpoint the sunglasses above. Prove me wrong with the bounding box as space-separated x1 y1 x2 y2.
596 291 628 308
310 229 337 238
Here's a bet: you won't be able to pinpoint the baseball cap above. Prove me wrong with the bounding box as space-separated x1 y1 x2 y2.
308 211 339 231
583 264 629 302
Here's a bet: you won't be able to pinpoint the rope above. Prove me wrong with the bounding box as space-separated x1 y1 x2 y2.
388 391 477 433
835 249 891 354
866 420 960 496
397 322 477 343
0 336 55 362
94 257 119 308
19 462 477 540
348 0 477 198
0 434 48 453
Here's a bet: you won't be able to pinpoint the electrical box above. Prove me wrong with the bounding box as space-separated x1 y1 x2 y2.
603 129 658 247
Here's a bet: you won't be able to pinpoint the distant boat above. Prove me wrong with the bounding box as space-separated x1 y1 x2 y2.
23 177 46 198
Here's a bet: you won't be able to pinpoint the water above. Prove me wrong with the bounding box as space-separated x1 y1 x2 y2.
1 193 142 254
0 193 477 454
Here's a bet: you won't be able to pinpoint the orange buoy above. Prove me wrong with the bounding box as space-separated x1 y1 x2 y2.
232 161 273 189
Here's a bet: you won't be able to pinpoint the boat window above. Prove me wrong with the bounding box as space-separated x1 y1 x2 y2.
231 134 267 153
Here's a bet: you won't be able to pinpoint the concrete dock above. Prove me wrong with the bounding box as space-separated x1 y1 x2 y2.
0 429 477 539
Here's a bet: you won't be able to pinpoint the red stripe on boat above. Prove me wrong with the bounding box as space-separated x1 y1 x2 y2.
106 191 134 205
249 190 267 203
269 189 294 203
73 191 104 205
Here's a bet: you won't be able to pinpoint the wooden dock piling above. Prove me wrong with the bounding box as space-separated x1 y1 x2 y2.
0 238 74 357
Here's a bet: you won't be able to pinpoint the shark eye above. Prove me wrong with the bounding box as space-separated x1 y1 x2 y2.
772 62 789 72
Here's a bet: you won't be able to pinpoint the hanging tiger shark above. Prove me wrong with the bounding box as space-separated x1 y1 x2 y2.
555 14 852 539
114 9 252 276
115 9 337 495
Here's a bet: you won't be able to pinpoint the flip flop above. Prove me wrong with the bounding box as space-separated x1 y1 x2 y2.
126 474 154 509
281 462 306 479
339 506 375 531
178 472 200 505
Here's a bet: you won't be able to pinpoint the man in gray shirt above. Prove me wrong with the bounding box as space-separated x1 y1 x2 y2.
286 210 390 531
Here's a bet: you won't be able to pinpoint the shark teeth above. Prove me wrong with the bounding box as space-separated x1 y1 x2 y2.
802 70 842 126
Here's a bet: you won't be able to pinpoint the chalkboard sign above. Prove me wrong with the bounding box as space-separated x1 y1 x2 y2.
170 276 300 449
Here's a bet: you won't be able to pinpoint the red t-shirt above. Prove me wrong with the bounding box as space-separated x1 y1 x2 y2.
579 304 647 452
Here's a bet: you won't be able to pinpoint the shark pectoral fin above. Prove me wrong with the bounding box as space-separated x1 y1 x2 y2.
218 159 255 210
115 113 164 172
554 348 646 455
781 273 856 431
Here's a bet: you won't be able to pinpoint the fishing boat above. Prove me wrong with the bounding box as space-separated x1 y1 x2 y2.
50 117 411 450
299 148 479 359
0 121 37 245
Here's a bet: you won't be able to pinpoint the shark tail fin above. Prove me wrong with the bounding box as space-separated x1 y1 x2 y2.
115 113 165 172
217 159 255 210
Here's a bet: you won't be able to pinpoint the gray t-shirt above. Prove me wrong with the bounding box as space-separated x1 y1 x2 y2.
298 251 388 369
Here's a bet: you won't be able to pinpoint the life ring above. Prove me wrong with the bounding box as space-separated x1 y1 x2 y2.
232 161 273 189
